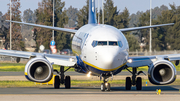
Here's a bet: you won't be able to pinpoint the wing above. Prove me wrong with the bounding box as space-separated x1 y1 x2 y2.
127 54 180 67
120 23 174 32
6 20 77 34
0 49 77 67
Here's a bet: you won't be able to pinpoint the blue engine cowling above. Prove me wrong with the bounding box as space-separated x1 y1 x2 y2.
148 60 176 85
24 57 53 83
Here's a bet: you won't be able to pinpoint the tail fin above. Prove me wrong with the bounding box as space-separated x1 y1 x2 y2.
88 0 97 24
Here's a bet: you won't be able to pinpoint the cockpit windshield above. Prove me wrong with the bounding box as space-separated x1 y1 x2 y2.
109 41 118 46
98 41 107 45
92 41 123 47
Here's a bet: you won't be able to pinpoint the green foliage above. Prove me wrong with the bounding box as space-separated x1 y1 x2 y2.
103 0 118 26
129 5 168 27
77 0 89 28
66 6 78 27
124 33 140 51
34 0 69 51
4 0 25 51
133 4 180 51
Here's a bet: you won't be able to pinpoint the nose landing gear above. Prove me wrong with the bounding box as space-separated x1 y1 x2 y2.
101 78 111 91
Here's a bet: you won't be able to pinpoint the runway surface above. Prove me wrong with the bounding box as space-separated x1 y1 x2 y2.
1 72 180 101
0 85 180 94
0 85 180 101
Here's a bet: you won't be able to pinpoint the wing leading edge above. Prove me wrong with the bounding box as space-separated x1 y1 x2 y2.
127 54 180 68
0 49 77 67
6 20 77 34
120 23 174 32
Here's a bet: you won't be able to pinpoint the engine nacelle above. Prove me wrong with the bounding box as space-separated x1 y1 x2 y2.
148 60 176 85
24 57 53 83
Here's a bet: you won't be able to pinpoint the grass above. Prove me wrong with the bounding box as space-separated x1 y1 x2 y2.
1 79 180 88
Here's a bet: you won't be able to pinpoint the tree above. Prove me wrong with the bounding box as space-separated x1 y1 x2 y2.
66 6 78 27
103 0 118 26
34 0 69 51
157 4 180 50
4 0 25 50
125 33 140 51
129 5 168 28
114 7 130 29
0 11 9 49
23 8 36 23
21 9 37 48
77 0 89 28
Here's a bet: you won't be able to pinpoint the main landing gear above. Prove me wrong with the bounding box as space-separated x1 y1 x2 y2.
125 67 145 90
101 78 111 91
53 66 71 89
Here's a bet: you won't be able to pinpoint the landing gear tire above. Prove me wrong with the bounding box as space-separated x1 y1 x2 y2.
101 83 105 91
65 76 71 89
126 77 132 90
54 75 60 89
106 83 111 91
136 77 142 90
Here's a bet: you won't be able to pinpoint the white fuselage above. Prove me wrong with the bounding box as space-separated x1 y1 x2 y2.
72 24 129 75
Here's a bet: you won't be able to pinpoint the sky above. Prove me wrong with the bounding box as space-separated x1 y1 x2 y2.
0 0 180 16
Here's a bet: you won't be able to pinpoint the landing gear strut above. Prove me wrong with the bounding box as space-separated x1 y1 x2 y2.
125 67 144 90
101 78 111 91
53 66 71 89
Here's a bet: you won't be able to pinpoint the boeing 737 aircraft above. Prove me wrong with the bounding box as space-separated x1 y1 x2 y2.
2 0 178 91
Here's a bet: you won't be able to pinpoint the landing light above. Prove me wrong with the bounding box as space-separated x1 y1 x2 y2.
87 71 92 77
69 58 74 62
127 59 132 63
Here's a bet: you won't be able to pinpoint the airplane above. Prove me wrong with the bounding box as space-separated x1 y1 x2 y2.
2 0 178 91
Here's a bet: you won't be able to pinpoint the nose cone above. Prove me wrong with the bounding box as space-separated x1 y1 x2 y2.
96 48 126 71
101 52 117 68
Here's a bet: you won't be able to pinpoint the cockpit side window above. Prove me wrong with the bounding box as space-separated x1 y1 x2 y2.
118 41 123 47
92 41 98 47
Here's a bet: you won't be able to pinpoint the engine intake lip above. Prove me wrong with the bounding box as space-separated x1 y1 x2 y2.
27 59 53 83
151 60 175 84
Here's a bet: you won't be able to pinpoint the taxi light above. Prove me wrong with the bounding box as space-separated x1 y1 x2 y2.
87 71 92 77
127 59 132 63
69 58 74 62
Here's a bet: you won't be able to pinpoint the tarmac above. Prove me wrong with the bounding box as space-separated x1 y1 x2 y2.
1 71 180 101
0 86 180 101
